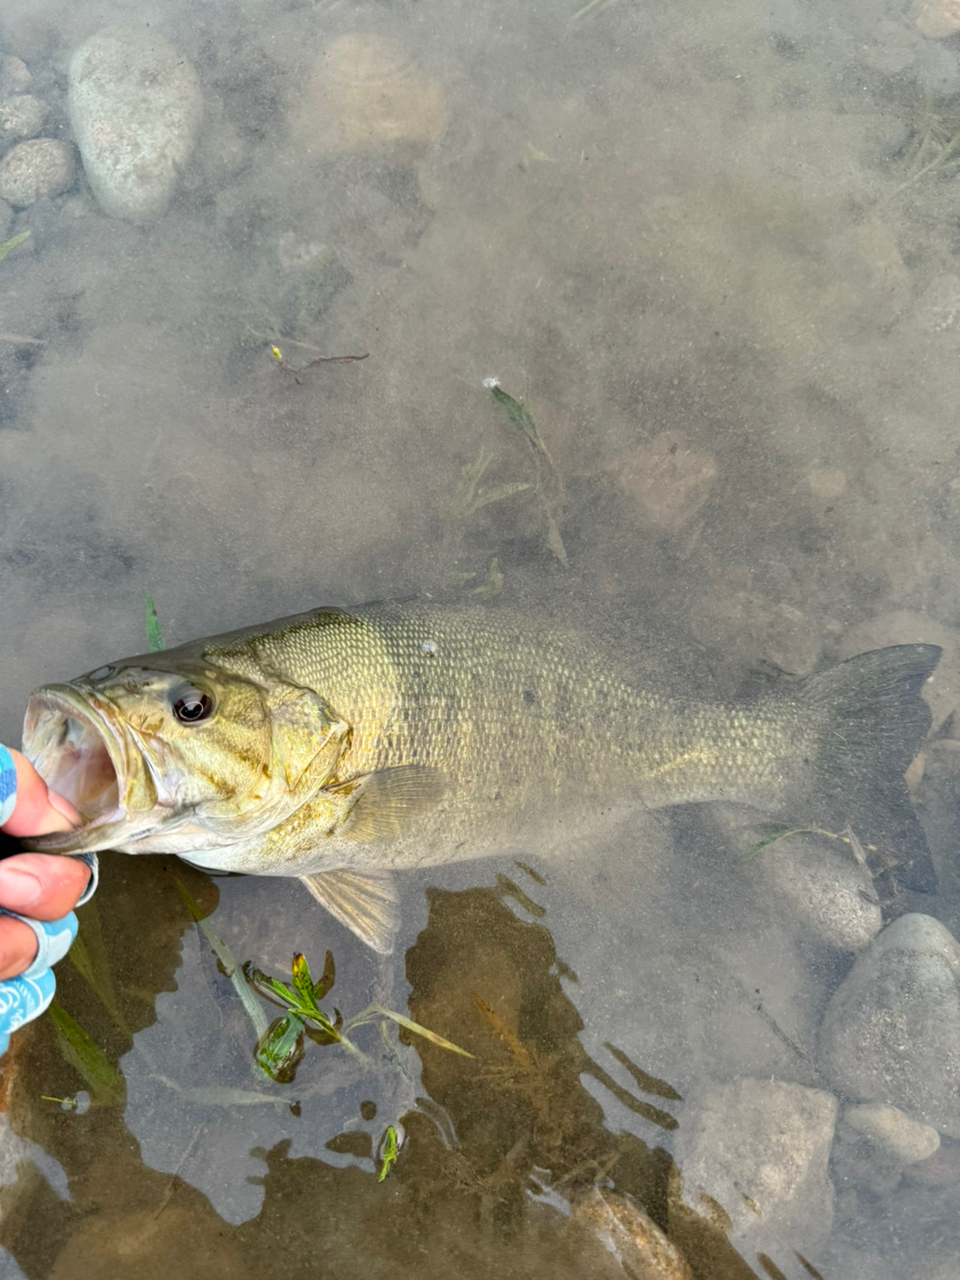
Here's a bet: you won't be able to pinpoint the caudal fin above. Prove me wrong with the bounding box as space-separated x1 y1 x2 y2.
799 643 942 893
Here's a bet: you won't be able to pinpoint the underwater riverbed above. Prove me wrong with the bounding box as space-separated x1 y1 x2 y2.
3 0 960 1275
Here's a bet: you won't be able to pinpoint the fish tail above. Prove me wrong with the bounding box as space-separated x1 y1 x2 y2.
797 643 942 892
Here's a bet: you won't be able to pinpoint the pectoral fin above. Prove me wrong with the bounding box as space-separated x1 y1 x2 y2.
299 868 400 954
325 765 445 843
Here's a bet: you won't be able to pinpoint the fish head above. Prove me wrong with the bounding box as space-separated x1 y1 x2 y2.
20 652 349 856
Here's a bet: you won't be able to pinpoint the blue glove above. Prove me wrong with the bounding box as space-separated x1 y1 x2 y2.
0 744 97 1055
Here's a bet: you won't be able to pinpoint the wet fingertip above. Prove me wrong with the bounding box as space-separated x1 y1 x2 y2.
47 790 82 829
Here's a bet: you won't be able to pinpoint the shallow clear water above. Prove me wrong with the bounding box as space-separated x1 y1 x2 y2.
2 0 960 1275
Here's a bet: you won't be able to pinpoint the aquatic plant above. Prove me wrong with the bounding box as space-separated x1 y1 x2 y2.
0 230 29 265
144 592 165 652
176 880 471 1084
485 379 568 565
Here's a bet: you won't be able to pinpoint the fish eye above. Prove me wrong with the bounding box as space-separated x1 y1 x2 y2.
172 689 214 724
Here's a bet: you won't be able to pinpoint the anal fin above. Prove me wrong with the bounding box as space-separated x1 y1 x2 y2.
300 868 400 954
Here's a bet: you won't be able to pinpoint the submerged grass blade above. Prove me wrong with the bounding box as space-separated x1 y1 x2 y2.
733 825 880 867
0 231 29 265
364 1003 474 1058
733 828 821 865
468 481 531 514
48 1001 124 1106
144 593 165 652
68 905 131 1037
175 881 269 1040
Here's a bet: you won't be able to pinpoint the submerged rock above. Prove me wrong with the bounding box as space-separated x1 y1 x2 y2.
832 1102 940 1195
68 29 203 222
615 430 717 536
818 914 960 1137
571 1187 693 1280
0 94 46 143
0 56 32 97
750 833 883 952
674 1078 838 1245
690 590 821 675
292 33 448 157
0 138 74 207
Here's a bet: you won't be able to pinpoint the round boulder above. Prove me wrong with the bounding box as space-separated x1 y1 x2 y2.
68 29 203 222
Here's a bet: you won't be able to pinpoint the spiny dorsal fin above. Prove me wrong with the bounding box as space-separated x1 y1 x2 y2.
325 765 445 843
299 868 400 954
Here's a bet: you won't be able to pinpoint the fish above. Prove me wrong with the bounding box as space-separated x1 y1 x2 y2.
20 602 941 952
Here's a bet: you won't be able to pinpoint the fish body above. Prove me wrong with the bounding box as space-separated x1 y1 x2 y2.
21 603 941 950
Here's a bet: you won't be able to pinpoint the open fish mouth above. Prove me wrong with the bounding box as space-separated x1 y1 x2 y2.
21 685 130 851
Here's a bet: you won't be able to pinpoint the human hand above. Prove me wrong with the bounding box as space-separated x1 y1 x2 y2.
0 746 96 1054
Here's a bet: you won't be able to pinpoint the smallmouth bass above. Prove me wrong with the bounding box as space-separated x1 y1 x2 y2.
21 603 941 951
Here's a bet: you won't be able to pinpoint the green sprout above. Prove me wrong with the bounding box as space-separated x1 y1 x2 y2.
486 380 568 566
145 593 165 652
177 882 472 1083
245 950 474 1078
377 1125 400 1181
451 449 531 519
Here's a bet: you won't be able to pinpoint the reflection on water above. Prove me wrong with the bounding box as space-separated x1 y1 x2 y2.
3 0 960 1272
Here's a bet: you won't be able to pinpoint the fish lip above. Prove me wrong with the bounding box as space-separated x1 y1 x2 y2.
21 684 132 854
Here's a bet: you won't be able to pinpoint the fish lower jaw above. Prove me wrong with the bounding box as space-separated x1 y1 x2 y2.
23 687 125 826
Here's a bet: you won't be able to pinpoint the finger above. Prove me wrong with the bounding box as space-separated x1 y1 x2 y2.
0 916 40 981
1 751 81 837
0 854 91 920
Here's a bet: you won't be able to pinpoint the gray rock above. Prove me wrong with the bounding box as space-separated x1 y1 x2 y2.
675 1078 838 1246
818 913 960 1136
0 95 46 143
0 56 32 97
0 139 74 207
750 833 883 952
843 1102 940 1163
68 29 203 223
0 197 11 239
833 1102 941 1194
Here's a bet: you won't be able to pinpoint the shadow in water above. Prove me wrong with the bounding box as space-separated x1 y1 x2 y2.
0 854 812 1280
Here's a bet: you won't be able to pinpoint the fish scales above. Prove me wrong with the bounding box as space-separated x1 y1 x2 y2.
19 602 942 950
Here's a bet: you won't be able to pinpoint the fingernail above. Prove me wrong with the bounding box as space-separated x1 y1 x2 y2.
47 790 82 830
0 867 43 909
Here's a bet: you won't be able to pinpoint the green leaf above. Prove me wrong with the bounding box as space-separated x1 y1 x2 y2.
291 953 318 1009
490 385 547 456
48 1001 124 1106
243 961 297 1010
144 593 165 652
313 949 336 1001
0 231 29 265
377 1125 400 1181
254 1015 305 1084
468 481 531 514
